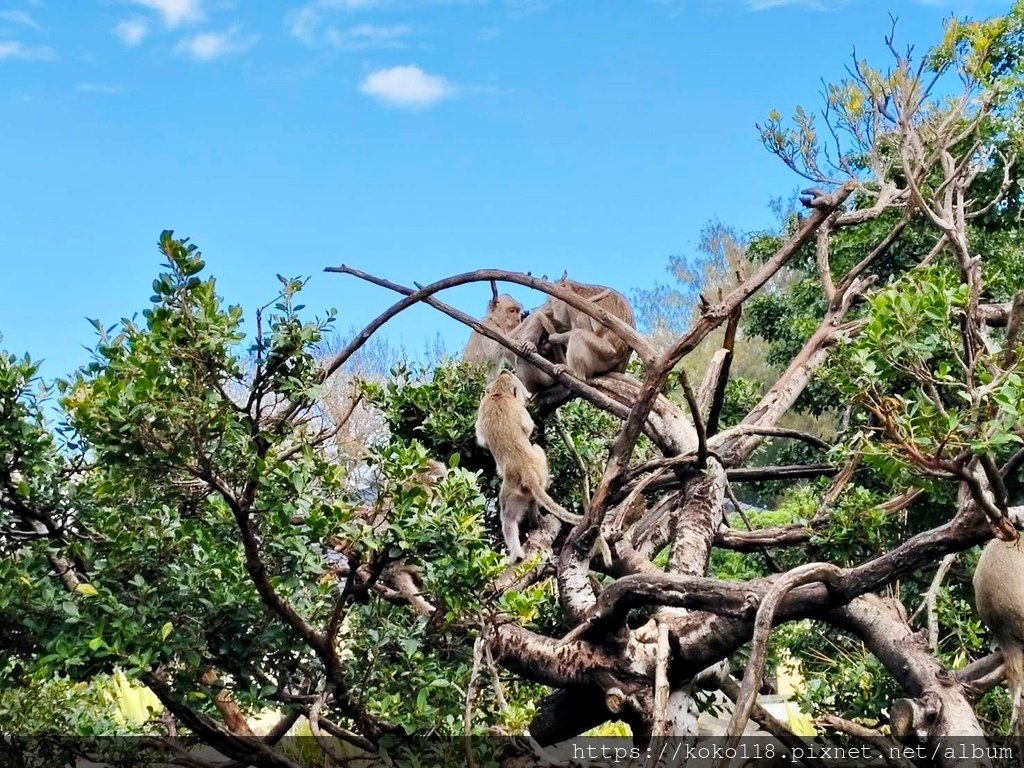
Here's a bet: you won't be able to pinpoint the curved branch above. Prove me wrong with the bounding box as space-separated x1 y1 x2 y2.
324 266 654 368
720 563 841 756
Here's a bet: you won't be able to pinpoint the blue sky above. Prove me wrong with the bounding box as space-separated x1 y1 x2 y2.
0 0 1010 379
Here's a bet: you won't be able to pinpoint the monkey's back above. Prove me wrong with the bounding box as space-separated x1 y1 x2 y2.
975 539 1024 645
559 280 635 329
476 395 536 468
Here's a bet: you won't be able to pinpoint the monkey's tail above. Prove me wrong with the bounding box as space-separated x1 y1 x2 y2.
533 487 582 526
1005 641 1024 729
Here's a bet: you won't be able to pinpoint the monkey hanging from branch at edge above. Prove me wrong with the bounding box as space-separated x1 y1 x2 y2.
475 370 582 562
974 536 1024 729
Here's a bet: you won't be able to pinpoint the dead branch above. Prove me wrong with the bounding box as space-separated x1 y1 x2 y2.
710 425 830 453
816 715 913 768
908 553 956 652
323 266 654 370
715 524 813 551
719 676 827 768
677 368 707 467
719 563 841 756
463 638 485 768
652 620 670 737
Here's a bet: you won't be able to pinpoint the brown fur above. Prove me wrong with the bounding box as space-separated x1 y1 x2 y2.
474 371 580 561
509 306 565 394
974 538 1024 726
462 294 525 373
544 279 635 381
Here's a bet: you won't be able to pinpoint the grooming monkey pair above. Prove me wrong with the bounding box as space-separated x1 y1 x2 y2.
466 279 635 561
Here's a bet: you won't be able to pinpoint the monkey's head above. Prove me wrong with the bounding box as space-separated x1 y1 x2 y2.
488 370 526 402
490 295 525 333
419 459 447 487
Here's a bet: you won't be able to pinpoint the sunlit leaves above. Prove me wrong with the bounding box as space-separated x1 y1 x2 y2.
833 263 1024 475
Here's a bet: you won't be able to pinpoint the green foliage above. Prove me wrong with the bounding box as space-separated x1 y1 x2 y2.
0 235 534 757
364 361 488 464
834 263 1024 473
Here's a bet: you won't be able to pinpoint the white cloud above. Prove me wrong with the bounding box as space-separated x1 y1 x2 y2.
359 64 455 108
326 23 413 50
506 0 558 14
287 0 390 44
77 83 124 95
114 18 148 46
131 0 203 28
0 10 43 31
176 26 258 60
0 39 53 60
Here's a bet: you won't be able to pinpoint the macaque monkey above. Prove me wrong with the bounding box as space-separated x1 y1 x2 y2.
323 458 448 616
510 305 565 394
544 279 635 381
509 288 613 394
974 538 1024 725
462 294 526 372
474 371 581 561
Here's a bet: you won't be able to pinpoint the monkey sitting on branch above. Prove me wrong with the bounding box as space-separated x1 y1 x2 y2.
509 308 566 395
474 370 582 562
543 278 635 381
462 292 526 376
507 279 634 396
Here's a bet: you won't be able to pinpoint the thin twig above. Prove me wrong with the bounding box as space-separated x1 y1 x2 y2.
723 478 781 573
463 638 485 768
817 715 914 768
553 410 591 505
677 368 707 467
909 553 956 653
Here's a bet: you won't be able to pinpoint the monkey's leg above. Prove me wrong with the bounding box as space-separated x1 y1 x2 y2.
499 483 528 562
565 329 624 380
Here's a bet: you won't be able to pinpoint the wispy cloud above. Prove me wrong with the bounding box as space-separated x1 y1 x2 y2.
176 26 258 60
745 0 848 9
506 0 559 14
359 64 455 108
288 0 476 44
0 39 54 60
77 83 124 95
0 10 43 31
114 18 148 46
287 0 391 43
326 23 414 50
131 0 204 28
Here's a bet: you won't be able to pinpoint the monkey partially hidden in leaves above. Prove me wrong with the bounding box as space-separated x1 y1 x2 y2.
462 294 526 375
974 538 1024 725
323 459 448 616
475 370 582 561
